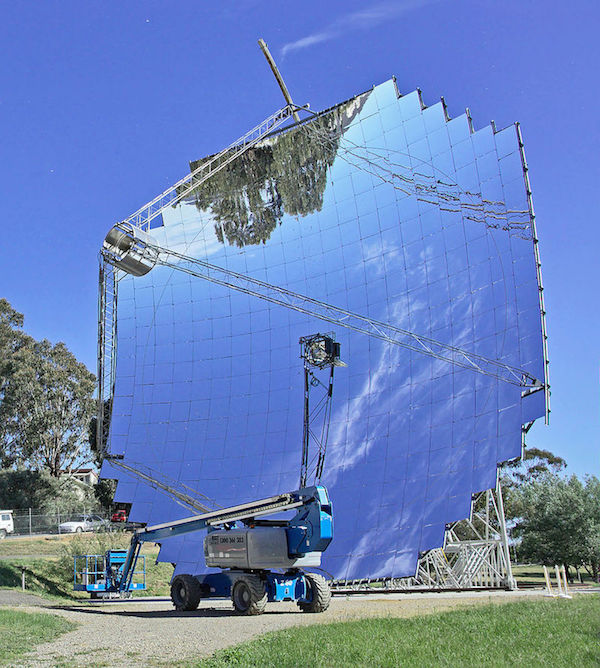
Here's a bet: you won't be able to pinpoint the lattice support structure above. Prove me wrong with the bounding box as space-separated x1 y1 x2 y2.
97 258 118 451
333 481 515 592
153 247 542 389
126 105 299 232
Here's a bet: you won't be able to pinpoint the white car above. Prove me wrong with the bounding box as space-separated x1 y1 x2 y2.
0 510 14 539
58 514 108 533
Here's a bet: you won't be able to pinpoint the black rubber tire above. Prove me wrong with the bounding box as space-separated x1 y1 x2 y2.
0 529 6 540
75 527 83 533
298 573 331 613
231 575 267 615
171 574 202 611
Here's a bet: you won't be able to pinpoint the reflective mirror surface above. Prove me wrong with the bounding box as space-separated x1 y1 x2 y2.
101 79 547 580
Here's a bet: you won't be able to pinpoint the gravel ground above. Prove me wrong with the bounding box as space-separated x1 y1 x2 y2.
9 589 547 667
0 591 48 607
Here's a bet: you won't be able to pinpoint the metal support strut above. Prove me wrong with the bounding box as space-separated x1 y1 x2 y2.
332 480 515 592
299 334 345 487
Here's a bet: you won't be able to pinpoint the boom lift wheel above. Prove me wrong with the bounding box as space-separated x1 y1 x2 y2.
171 574 202 611
298 572 331 613
232 575 267 615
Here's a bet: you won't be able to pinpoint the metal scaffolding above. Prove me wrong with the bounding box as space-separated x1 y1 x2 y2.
333 479 515 592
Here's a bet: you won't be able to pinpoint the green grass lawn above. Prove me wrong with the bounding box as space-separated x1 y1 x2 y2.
198 596 600 668
0 535 73 557
1 535 597 605
0 534 173 600
0 609 76 663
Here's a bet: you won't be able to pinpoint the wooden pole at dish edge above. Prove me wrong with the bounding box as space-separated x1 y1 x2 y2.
258 38 301 122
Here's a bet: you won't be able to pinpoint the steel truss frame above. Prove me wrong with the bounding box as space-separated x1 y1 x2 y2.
515 122 551 423
97 257 117 450
149 247 543 390
332 479 515 592
299 334 340 488
104 457 218 515
125 104 301 233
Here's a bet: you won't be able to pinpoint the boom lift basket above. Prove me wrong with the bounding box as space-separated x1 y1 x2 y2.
74 550 146 596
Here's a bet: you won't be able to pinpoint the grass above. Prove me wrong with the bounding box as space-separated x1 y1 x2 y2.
0 558 75 600
0 534 70 557
0 609 76 663
197 596 600 667
512 564 599 588
0 533 173 600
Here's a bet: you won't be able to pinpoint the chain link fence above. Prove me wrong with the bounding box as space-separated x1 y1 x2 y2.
10 508 110 537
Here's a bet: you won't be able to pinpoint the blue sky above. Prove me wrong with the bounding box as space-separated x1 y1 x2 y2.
0 0 597 477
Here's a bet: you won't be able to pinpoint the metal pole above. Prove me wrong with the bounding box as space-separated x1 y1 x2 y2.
300 364 310 488
258 38 301 122
28 508 32 538
561 565 571 598
485 490 490 541
21 567 25 591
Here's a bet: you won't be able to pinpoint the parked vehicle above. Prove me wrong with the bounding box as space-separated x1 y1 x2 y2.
59 514 108 534
0 510 14 539
111 509 128 523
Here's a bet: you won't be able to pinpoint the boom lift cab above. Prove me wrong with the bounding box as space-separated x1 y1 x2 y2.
204 528 322 570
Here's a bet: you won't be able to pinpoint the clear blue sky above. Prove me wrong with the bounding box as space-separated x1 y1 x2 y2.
0 1 597 478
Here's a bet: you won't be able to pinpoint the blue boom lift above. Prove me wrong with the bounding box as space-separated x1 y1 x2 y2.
75 486 333 614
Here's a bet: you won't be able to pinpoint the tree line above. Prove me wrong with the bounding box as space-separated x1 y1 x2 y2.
0 298 95 476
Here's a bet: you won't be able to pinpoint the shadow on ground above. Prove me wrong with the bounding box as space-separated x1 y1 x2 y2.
47 603 304 619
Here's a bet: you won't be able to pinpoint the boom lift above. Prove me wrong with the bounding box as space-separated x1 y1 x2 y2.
76 486 333 614
89 332 341 613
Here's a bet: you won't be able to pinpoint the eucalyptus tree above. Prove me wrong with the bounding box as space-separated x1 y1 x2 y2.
513 473 600 580
0 298 96 476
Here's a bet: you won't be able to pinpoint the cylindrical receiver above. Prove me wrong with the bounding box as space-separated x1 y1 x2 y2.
103 222 159 277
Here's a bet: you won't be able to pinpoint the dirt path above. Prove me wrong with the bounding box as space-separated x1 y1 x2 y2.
11 590 546 667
